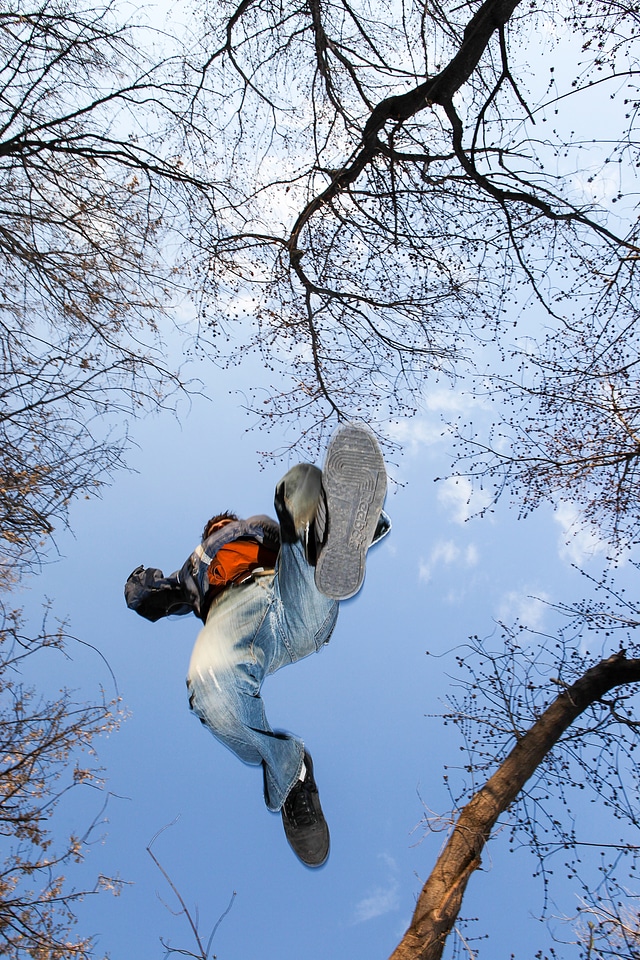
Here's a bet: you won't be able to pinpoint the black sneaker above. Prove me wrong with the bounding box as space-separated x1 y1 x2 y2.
315 423 387 599
281 753 330 867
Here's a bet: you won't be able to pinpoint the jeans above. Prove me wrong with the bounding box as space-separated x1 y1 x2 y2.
186 521 338 811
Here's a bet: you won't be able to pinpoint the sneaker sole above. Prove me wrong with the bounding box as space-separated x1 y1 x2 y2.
315 424 387 599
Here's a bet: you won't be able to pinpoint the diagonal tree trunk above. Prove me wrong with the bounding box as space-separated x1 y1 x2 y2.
389 652 640 960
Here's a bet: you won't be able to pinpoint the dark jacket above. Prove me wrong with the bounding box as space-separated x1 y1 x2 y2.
124 515 281 623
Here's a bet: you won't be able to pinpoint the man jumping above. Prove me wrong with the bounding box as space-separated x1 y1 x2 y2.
125 423 389 867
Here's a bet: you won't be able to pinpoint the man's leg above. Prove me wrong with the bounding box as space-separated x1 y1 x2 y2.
269 425 387 866
274 461 323 562
186 581 305 813
274 423 388 599
187 548 335 868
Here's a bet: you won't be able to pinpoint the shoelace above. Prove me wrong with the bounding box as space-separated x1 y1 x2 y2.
284 778 318 827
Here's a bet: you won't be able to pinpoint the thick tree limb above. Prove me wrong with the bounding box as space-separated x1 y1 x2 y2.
389 651 640 960
287 0 523 258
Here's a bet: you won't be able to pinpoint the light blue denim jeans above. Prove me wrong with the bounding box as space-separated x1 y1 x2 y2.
186 537 338 811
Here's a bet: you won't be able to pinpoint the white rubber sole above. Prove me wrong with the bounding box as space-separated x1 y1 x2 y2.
314 424 387 599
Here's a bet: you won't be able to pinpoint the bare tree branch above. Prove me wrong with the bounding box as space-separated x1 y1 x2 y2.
390 651 640 960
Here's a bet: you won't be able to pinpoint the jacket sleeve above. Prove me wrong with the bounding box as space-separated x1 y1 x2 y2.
124 565 195 622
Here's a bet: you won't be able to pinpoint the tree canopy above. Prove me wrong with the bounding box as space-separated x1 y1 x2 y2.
0 0 216 573
184 0 640 519
4 0 640 559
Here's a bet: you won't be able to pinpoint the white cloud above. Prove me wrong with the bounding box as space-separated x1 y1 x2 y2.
436 476 492 525
422 386 478 415
554 502 607 566
496 589 550 629
419 538 479 584
353 880 400 923
570 167 619 207
465 543 479 566
352 854 402 924
387 417 448 454
388 386 488 455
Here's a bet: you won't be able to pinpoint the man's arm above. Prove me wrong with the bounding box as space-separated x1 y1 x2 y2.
124 565 194 622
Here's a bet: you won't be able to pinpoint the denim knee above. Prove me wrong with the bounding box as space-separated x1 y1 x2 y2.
274 463 322 542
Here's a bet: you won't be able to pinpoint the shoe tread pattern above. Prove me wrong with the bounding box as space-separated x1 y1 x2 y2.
315 424 387 599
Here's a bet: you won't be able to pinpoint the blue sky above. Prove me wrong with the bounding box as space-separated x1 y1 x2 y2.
10 3 640 951
15 346 632 960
